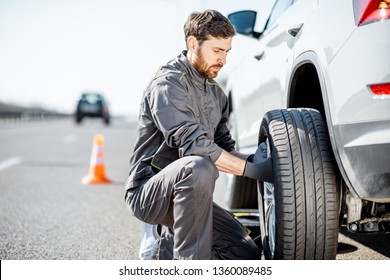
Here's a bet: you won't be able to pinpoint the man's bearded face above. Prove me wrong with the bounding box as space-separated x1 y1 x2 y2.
193 47 223 79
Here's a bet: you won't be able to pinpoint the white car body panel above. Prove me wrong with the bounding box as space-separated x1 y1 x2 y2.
226 0 390 201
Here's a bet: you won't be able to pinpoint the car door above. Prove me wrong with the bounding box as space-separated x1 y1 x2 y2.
233 0 296 149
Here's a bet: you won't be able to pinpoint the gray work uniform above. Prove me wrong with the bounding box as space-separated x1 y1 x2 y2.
125 51 260 260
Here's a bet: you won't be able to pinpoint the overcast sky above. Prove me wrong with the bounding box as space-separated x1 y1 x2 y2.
0 0 274 116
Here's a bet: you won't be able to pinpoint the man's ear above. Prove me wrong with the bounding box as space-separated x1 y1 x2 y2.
186 36 198 52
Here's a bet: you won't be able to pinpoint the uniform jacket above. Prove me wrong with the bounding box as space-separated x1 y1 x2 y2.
125 51 235 190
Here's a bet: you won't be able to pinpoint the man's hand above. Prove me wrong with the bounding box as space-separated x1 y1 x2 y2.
243 142 274 183
253 142 268 162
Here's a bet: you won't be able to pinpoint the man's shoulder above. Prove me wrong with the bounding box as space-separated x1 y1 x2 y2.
144 63 187 97
148 53 183 80
152 63 185 84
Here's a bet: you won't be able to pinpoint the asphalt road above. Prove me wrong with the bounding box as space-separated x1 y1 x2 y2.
0 118 140 259
0 118 389 260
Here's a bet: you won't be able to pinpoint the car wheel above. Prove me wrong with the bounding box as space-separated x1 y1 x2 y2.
258 108 340 259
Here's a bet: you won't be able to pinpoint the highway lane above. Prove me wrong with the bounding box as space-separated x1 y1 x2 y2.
0 118 140 259
0 118 389 260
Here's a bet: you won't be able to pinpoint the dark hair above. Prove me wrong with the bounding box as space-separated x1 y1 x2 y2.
183 9 235 46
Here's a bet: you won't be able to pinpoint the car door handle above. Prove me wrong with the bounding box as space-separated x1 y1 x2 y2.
254 51 265 61
288 23 303 37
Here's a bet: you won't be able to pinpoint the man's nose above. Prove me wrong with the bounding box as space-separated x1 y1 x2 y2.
218 53 227 65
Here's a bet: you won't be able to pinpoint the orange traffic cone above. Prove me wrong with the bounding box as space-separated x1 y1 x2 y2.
82 134 112 184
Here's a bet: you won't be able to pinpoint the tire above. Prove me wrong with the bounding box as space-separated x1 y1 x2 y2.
258 108 340 259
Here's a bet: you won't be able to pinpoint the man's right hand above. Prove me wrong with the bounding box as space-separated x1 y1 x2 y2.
243 143 274 183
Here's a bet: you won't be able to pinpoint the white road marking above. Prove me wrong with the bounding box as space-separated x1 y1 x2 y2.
0 157 23 172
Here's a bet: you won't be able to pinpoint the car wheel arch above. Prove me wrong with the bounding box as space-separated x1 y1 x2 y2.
287 51 336 148
286 51 353 202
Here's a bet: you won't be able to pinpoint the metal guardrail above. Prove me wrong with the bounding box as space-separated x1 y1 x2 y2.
0 110 71 123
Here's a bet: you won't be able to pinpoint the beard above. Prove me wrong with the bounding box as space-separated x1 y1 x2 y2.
193 49 223 79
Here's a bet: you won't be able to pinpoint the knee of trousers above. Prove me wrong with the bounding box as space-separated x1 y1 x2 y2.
180 156 218 193
189 156 218 179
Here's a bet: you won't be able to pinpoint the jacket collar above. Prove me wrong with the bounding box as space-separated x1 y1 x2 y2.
177 50 207 88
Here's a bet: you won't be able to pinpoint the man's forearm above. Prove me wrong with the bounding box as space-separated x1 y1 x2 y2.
215 150 248 176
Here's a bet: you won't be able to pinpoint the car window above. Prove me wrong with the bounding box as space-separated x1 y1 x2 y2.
82 94 102 104
265 0 294 30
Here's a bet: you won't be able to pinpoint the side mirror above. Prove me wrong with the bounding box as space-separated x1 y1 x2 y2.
228 10 262 39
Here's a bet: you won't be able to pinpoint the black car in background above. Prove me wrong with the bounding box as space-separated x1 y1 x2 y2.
75 93 110 125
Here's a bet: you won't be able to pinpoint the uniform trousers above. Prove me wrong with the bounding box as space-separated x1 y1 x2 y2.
126 156 260 260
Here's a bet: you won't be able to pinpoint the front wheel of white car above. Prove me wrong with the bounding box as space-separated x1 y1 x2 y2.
258 108 340 259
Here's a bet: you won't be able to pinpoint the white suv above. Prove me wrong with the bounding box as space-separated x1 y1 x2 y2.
225 0 390 259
